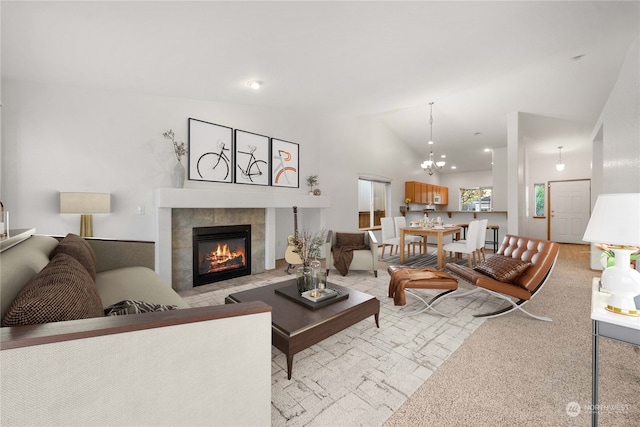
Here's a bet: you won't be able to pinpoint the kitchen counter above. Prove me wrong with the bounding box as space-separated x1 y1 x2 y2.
424 211 507 219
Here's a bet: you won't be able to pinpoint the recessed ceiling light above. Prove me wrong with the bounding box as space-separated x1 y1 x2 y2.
247 80 262 89
451 166 457 169
440 154 446 158
484 148 492 152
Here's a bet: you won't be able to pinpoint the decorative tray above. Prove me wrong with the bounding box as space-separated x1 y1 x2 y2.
275 283 349 310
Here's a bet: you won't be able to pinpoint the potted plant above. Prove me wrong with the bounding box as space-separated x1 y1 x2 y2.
306 175 319 195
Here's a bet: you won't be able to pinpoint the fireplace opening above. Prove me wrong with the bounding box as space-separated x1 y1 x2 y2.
193 225 251 286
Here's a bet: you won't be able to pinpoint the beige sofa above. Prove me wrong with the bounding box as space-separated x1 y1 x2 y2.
1 233 272 426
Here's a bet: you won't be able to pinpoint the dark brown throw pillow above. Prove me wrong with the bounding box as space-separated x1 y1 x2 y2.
336 232 365 247
2 253 104 327
50 233 97 280
474 254 532 283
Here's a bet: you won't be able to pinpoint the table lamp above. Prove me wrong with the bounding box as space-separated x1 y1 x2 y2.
583 193 640 315
60 192 111 238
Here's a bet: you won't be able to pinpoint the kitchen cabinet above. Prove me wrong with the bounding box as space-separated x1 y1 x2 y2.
405 181 448 206
405 181 427 204
433 186 448 205
440 187 448 205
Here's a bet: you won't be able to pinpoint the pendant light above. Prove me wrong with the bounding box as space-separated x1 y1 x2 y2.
420 102 445 175
556 146 565 171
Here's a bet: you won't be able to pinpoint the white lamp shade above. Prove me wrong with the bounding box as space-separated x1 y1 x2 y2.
60 192 111 214
582 193 640 247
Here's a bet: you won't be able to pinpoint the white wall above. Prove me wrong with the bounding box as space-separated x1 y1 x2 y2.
599 37 640 194
491 147 508 211
589 37 640 269
506 111 523 235
3 37 637 250
1 80 422 247
438 170 493 212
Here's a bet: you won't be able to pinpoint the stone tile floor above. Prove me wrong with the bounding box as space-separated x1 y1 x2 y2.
181 259 501 426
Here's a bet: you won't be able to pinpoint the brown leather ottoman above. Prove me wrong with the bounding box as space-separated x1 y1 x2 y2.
387 265 458 307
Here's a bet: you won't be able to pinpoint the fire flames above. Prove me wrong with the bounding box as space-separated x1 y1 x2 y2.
202 243 245 273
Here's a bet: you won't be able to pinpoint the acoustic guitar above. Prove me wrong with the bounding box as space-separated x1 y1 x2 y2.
284 206 302 271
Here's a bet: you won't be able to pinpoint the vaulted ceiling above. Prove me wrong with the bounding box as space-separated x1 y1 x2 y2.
2 1 638 173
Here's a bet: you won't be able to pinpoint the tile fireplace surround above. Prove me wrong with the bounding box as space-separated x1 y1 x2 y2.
154 188 330 289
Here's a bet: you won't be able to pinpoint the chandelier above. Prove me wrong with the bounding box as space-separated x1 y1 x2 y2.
420 102 446 175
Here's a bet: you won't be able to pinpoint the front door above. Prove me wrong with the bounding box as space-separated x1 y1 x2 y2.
549 180 591 243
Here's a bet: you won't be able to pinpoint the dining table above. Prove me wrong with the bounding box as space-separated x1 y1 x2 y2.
399 226 461 269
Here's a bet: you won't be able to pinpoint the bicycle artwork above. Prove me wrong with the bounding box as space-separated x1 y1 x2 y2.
234 130 270 186
271 138 299 188
188 118 301 188
188 118 234 183
196 139 232 182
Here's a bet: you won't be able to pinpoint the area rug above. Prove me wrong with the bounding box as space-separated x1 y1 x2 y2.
183 268 501 426
380 247 473 269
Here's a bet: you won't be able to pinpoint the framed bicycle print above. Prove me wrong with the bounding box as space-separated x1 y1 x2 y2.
188 118 234 183
271 138 299 188
234 130 270 186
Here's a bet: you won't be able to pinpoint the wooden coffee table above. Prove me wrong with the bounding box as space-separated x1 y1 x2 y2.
225 279 380 380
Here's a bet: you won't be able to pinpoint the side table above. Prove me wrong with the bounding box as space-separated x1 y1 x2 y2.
590 277 640 426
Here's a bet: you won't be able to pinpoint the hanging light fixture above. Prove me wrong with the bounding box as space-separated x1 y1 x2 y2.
555 146 565 171
421 102 446 175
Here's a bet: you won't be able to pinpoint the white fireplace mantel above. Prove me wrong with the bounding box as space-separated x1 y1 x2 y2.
154 188 330 284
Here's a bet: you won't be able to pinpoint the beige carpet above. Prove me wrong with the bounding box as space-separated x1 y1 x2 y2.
384 245 640 427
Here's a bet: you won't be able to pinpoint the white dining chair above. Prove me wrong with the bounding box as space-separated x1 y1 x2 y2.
442 220 479 267
475 219 489 263
394 216 422 257
380 217 400 258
